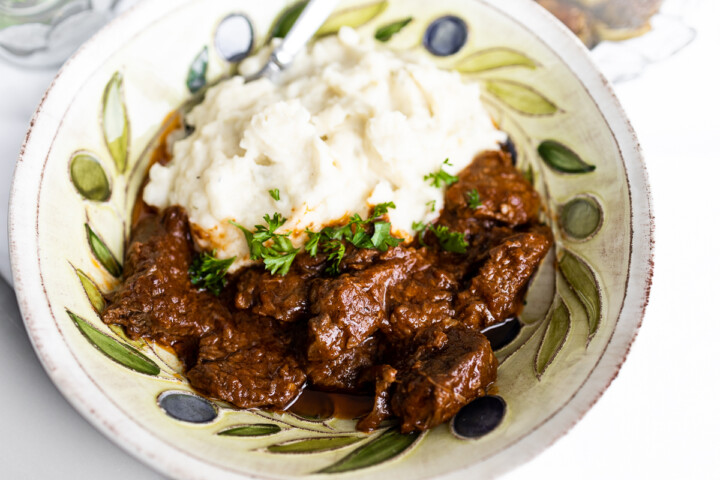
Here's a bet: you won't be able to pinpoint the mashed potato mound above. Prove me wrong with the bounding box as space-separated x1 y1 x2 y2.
143 28 505 270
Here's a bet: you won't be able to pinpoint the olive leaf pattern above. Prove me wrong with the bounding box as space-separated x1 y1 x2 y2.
538 140 596 174
559 250 602 341
265 436 363 454
318 429 422 473
68 310 160 376
485 80 559 116
271 1 308 39
316 1 389 37
219 424 283 437
74 267 106 313
102 72 129 173
455 48 537 73
534 300 570 377
85 223 122 278
375 17 413 42
186 46 209 93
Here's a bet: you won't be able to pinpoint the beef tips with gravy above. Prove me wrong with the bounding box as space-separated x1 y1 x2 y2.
102 150 552 432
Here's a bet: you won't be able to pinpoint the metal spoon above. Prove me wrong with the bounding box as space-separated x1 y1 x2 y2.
244 0 340 83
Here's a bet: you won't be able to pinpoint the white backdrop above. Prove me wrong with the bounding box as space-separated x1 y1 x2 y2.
1 1 719 478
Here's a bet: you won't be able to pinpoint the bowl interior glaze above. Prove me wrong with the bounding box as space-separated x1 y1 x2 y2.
9 1 653 479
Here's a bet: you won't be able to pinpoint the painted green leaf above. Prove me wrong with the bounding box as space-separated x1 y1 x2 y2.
102 72 129 173
316 1 389 37
271 1 307 39
559 250 601 340
561 196 602 239
375 17 412 42
69 152 111 202
523 165 535 186
538 140 596 174
485 80 558 116
456 48 536 73
67 310 160 375
85 224 122 278
267 436 362 454
535 300 570 377
218 424 282 437
75 268 105 312
186 46 209 93
318 429 420 473
108 324 145 349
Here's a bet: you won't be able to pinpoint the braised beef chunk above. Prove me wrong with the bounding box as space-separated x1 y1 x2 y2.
235 267 313 323
187 315 306 409
356 364 398 432
441 150 540 230
101 207 229 352
306 336 380 392
383 257 458 341
307 248 417 361
457 227 553 329
104 151 553 432
391 327 497 433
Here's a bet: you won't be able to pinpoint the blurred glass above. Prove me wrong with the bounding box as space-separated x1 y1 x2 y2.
0 0 119 68
536 0 699 83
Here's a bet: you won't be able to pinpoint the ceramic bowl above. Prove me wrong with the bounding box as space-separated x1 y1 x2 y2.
9 0 653 478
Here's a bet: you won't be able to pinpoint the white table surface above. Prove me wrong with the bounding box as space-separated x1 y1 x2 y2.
1 2 719 479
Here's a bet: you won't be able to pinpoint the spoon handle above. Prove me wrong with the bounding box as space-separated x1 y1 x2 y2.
273 0 340 67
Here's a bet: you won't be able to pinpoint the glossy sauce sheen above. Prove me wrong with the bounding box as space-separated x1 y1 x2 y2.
103 149 553 433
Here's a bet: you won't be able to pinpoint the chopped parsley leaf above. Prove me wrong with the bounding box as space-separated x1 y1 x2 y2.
466 189 482 209
426 200 436 212
269 189 280 201
370 201 396 219
429 225 468 254
424 160 459 188
230 213 299 276
189 249 235 296
371 221 403 251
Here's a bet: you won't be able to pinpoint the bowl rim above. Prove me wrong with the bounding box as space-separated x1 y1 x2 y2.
8 0 654 479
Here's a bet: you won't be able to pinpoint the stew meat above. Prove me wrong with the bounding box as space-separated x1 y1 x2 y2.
102 150 553 433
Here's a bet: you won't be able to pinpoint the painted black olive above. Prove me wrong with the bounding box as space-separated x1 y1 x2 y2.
158 391 218 423
423 16 468 57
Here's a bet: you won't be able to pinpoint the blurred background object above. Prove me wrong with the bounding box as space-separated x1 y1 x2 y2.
536 0 664 48
0 0 120 67
537 0 698 82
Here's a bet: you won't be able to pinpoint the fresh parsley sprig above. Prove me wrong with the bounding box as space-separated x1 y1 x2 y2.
412 221 468 254
230 213 299 276
466 189 482 209
425 158 459 188
189 249 236 296
304 202 401 274
429 225 468 253
232 203 402 277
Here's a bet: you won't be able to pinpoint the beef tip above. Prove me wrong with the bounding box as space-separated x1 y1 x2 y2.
441 150 541 230
456 226 553 329
391 327 497 433
235 253 326 323
306 248 419 361
187 314 306 409
235 267 313 323
356 364 398 432
306 336 379 392
382 260 459 342
101 207 229 357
